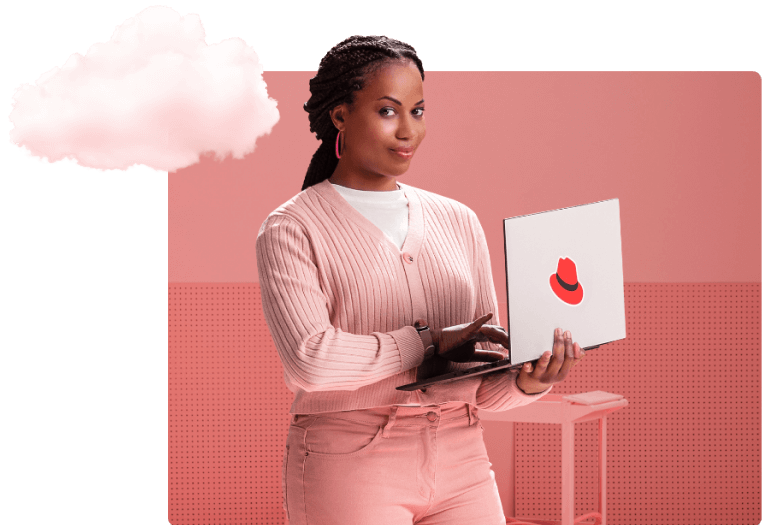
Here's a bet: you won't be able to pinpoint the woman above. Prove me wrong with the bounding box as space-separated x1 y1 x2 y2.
256 35 586 525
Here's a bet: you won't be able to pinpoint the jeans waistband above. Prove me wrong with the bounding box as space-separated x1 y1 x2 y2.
291 402 478 436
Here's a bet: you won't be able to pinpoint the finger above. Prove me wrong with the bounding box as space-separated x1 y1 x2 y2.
572 342 585 365
465 313 494 336
564 331 575 360
472 349 506 362
548 328 565 371
477 325 510 349
474 324 504 341
538 328 564 382
473 313 493 326
531 352 551 379
478 325 507 337
519 360 535 375
555 331 577 380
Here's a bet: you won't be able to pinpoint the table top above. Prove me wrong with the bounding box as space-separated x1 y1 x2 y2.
478 390 628 424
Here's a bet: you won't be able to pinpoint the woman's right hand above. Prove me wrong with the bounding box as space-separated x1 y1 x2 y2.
431 313 507 363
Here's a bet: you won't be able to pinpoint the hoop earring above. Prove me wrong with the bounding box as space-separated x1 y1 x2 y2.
335 130 344 159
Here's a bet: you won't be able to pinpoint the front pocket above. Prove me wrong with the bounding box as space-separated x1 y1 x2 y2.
305 417 385 458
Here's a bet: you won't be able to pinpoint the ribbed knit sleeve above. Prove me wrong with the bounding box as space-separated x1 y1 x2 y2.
256 213 425 393
468 211 553 410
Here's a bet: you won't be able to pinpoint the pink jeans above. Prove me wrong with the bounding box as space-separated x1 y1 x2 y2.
282 402 506 524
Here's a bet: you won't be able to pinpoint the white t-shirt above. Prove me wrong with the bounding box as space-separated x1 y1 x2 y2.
331 182 409 250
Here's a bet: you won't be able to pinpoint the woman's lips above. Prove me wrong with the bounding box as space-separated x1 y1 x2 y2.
391 148 414 159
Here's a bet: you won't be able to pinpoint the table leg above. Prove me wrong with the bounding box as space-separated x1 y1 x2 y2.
562 421 574 525
511 421 516 518
598 416 607 524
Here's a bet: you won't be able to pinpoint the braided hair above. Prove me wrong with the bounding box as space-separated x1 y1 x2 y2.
301 36 425 191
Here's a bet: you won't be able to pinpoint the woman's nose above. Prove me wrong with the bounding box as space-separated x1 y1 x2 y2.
396 116 417 140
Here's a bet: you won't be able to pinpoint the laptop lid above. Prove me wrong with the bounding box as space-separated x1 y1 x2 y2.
396 198 626 392
504 198 626 366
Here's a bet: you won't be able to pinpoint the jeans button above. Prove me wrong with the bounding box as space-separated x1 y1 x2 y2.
426 411 438 422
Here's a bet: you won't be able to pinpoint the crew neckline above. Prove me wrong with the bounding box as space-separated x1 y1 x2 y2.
330 182 403 193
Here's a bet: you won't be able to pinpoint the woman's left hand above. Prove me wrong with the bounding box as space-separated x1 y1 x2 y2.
471 324 588 395
516 328 585 394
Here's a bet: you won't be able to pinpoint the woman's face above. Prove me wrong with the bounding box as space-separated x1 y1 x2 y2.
331 60 426 189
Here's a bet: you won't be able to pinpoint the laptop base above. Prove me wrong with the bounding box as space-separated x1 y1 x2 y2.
396 360 519 391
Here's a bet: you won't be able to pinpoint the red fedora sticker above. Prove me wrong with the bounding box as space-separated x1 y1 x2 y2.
550 257 584 305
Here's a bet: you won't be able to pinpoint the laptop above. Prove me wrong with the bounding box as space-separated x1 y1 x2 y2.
396 198 626 392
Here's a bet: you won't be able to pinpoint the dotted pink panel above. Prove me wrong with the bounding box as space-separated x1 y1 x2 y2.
512 283 760 525
169 283 759 524
169 284 294 525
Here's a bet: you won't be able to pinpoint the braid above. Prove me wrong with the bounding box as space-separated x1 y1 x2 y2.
301 36 425 191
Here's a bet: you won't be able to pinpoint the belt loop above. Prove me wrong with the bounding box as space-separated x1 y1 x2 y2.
382 406 399 438
467 404 477 426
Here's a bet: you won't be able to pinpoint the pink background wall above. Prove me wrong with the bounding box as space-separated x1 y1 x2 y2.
168 72 760 524
169 72 761 288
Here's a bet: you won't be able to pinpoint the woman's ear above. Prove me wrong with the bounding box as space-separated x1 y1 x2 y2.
329 104 347 131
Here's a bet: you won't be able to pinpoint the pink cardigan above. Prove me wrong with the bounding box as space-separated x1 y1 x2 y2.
256 179 551 414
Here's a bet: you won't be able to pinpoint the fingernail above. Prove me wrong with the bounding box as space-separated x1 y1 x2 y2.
556 328 562 337
565 331 571 340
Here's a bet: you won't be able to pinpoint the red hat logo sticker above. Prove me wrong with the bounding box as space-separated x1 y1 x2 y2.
550 257 584 306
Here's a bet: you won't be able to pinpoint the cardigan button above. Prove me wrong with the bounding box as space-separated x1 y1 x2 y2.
403 252 414 264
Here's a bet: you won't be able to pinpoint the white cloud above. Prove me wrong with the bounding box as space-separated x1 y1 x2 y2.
9 5 279 171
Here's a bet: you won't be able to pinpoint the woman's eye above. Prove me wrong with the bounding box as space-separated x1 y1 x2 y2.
380 107 395 117
379 108 424 117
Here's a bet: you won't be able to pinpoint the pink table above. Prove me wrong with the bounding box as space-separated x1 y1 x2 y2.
479 391 628 525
